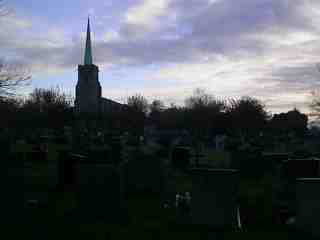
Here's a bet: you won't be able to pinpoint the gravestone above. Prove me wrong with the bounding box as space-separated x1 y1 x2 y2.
190 168 239 229
1 156 25 222
262 152 289 171
171 147 191 170
295 178 320 237
276 159 320 222
23 150 50 205
109 136 123 165
88 147 111 163
77 161 127 223
231 149 259 175
124 149 165 194
283 159 320 179
26 150 47 162
58 151 84 191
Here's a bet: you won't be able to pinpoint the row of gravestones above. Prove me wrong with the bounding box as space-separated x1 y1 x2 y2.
266 153 320 238
282 158 320 238
173 150 320 236
6 140 320 234
1 140 240 229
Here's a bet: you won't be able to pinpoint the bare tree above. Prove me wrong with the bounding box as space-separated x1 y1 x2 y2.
0 60 31 97
127 94 149 114
0 2 30 97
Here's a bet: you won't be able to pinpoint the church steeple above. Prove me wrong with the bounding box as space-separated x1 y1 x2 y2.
84 17 93 65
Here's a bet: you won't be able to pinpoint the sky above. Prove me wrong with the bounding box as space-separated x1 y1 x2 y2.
2 0 320 114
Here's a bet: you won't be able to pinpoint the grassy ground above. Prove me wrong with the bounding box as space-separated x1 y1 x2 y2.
3 193 292 240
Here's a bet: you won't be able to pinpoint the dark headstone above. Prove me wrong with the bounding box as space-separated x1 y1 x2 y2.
57 151 85 191
262 152 289 165
190 168 239 229
76 163 127 223
110 137 122 164
171 147 190 170
1 160 25 223
124 149 165 194
283 159 320 179
26 151 47 162
88 148 111 163
231 150 262 177
296 178 320 237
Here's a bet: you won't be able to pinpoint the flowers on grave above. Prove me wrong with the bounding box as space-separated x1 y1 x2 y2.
175 192 192 222
175 192 191 209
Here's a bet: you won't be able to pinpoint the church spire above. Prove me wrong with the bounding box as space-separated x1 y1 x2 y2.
84 17 93 65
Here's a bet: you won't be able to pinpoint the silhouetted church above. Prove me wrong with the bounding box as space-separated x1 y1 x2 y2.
75 18 122 114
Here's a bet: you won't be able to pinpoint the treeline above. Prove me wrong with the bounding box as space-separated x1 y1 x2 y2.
0 87 308 143
110 89 308 141
0 87 73 136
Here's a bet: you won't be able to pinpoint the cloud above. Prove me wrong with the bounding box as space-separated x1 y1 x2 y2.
4 0 320 113
125 0 172 30
104 30 121 42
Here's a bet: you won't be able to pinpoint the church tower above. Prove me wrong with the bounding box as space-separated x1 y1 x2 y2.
75 18 102 113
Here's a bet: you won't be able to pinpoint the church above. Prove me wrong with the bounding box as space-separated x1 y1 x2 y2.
75 18 123 114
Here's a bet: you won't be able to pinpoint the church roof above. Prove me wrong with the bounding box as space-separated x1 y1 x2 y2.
84 18 93 65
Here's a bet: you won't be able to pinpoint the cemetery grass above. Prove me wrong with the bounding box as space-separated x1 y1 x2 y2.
4 193 291 240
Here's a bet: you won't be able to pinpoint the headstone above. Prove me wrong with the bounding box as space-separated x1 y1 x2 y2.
262 152 289 165
57 151 84 191
171 147 190 170
231 150 262 177
283 159 320 179
110 137 122 165
124 149 165 194
88 147 111 163
295 178 320 237
77 162 127 223
23 152 50 205
190 168 239 229
1 157 25 222
26 150 47 162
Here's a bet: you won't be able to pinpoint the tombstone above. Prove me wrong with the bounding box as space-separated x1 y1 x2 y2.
124 149 165 194
0 137 11 163
88 147 111 163
262 152 289 165
171 147 191 170
1 155 25 222
26 150 47 162
190 168 239 229
283 159 320 179
295 178 320 237
22 148 52 208
276 159 320 222
110 136 122 165
231 150 262 177
47 158 59 189
57 151 84 191
76 161 127 223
